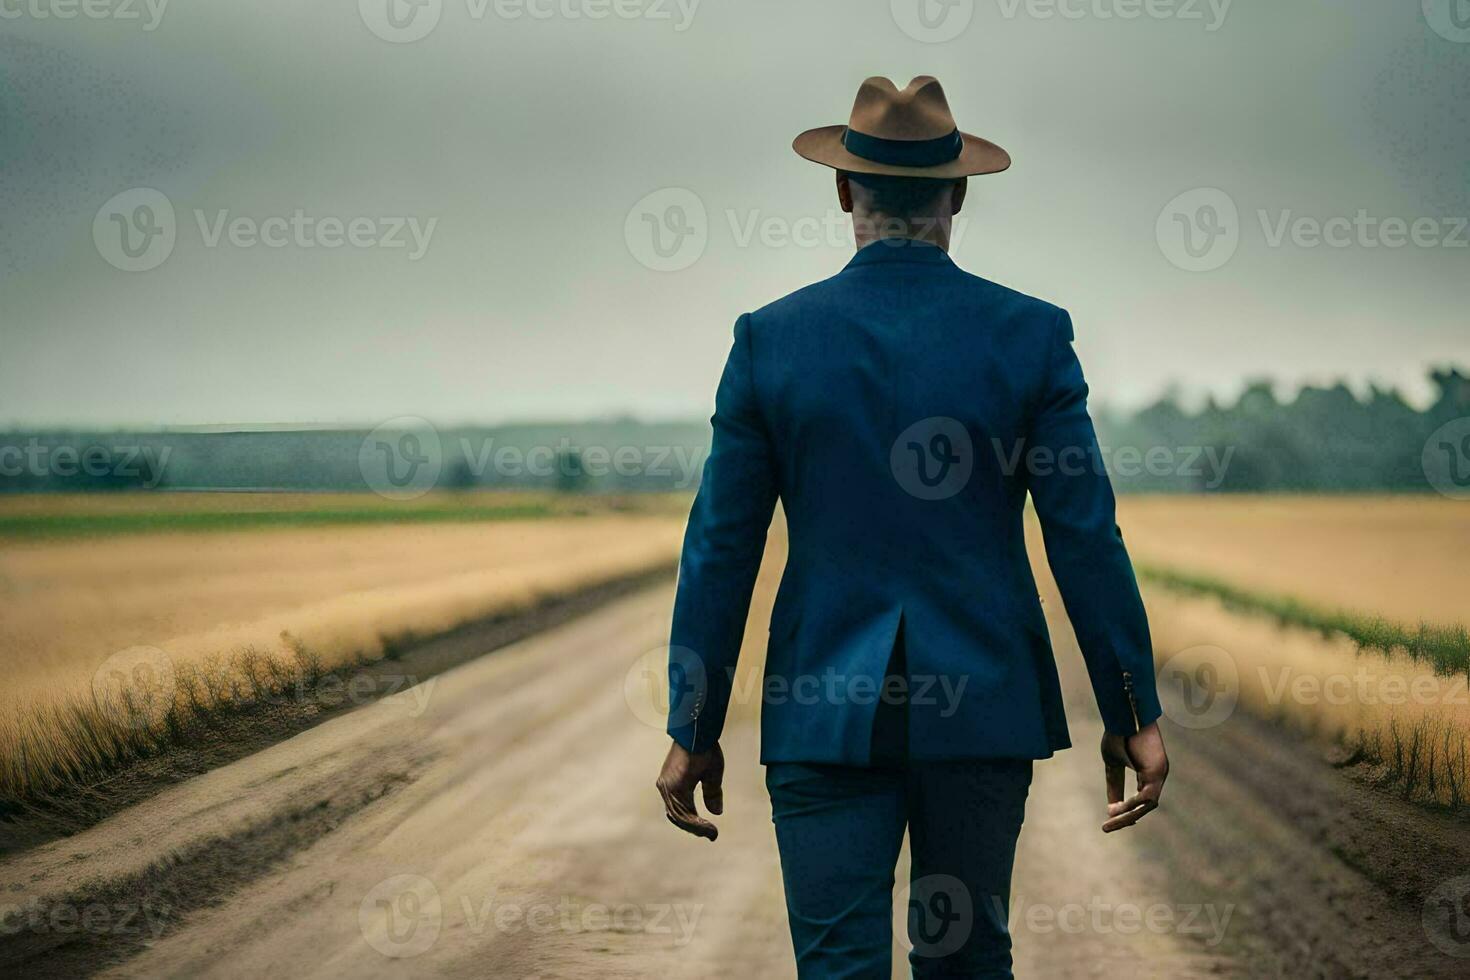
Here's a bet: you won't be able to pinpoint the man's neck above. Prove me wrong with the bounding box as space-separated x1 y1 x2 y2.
851 213 951 252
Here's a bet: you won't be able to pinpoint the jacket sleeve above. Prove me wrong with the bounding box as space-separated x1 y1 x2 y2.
667 313 778 753
1025 307 1162 736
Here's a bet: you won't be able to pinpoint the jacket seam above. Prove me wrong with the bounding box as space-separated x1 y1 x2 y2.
739 312 778 448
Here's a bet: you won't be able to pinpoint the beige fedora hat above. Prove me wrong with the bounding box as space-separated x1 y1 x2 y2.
793 76 1010 179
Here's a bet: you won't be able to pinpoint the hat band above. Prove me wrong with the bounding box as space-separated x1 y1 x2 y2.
842 127 963 167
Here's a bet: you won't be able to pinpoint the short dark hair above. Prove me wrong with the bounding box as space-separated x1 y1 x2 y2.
842 171 955 217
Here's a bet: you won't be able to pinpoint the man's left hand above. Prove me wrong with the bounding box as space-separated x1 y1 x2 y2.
657 740 724 841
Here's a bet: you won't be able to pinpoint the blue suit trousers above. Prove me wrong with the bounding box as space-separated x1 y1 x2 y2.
767 641 1032 980
766 756 1032 979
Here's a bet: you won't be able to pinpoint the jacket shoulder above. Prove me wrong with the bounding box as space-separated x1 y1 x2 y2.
745 273 846 328
955 269 1066 325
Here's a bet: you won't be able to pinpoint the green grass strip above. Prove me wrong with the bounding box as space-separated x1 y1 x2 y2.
1136 563 1470 676
0 503 559 541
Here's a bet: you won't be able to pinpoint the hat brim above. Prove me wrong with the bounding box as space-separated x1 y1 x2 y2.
792 124 1010 178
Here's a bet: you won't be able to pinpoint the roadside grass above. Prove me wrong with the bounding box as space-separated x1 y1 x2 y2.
1360 714 1470 809
1137 563 1470 676
0 563 678 844
0 644 337 812
0 490 688 541
1140 564 1470 809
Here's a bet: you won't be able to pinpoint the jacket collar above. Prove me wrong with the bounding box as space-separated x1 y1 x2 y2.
843 237 955 271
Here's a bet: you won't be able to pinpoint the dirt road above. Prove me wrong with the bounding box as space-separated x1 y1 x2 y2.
6 579 1469 978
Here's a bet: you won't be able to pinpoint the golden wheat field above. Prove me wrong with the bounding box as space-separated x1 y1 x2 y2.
3 491 1467 808
1115 495 1468 625
0 493 685 800
1103 495 1470 805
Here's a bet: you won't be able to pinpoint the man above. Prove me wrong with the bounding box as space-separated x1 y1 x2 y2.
655 76 1169 978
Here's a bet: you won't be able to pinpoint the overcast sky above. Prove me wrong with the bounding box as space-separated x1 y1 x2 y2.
2 1 1466 428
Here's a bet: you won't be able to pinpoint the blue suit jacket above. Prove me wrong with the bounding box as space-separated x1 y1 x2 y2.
667 238 1162 764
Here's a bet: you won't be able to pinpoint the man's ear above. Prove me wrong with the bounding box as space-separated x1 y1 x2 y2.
950 177 968 215
836 172 854 214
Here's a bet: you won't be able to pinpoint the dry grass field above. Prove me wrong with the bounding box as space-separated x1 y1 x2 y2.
0 492 685 806
1116 495 1467 625
4 490 1466 819
1098 495 1470 806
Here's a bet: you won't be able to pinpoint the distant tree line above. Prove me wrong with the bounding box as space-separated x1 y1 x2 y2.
4 370 1468 495
1094 367 1470 493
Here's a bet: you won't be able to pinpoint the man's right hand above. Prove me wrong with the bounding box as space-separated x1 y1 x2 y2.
1100 720 1168 833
